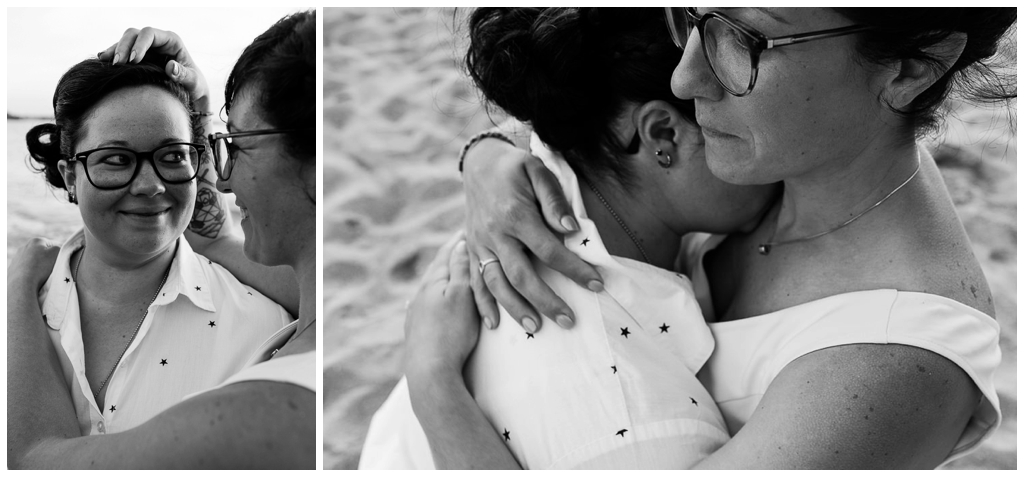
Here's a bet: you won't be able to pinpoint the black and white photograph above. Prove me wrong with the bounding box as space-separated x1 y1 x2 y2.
323 7 1016 470
7 7 316 469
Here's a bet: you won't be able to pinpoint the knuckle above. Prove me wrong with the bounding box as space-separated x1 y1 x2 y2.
123 27 140 36
505 264 530 290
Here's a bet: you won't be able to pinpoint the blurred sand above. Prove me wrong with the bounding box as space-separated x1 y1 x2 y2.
321 8 1016 470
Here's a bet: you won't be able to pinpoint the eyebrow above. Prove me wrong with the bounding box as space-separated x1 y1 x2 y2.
95 138 190 149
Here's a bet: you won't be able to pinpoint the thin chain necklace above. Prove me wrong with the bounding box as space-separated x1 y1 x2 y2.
758 155 922 255
75 246 173 401
582 178 652 264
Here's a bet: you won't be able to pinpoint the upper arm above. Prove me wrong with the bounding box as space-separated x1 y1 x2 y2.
698 343 980 469
23 381 315 469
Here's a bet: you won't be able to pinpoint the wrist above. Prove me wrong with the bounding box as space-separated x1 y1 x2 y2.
459 129 515 174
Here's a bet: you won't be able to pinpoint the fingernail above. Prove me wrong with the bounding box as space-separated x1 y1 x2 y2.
112 53 120 64
556 314 574 329
96 51 104 58
587 280 604 293
129 50 136 62
561 216 579 232
522 317 538 333
484 316 495 330
171 61 179 76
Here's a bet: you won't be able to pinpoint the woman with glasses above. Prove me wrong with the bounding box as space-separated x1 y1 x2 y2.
411 7 1014 469
8 11 315 469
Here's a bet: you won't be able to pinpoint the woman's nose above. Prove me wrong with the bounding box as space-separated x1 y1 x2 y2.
670 31 724 102
129 159 167 197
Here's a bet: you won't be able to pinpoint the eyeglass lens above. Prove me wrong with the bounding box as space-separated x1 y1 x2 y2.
668 8 754 96
212 137 233 179
85 145 199 188
701 17 753 95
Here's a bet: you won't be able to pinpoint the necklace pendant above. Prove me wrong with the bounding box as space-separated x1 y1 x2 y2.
757 244 771 255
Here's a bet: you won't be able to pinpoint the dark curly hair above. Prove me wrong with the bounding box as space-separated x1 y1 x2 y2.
466 7 692 186
26 57 200 197
225 9 315 161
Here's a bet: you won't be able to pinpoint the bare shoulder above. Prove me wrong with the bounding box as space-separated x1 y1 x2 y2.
702 343 980 469
894 156 995 316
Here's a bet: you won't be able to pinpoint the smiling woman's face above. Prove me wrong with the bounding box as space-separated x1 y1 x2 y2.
670 7 889 185
217 86 315 267
61 85 195 257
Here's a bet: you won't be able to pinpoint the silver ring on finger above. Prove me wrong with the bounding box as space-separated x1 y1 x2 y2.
478 258 500 275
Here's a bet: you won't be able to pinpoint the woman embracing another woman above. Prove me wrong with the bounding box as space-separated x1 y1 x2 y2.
393 7 1015 470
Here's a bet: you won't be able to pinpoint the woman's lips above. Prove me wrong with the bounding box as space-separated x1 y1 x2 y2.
121 207 170 217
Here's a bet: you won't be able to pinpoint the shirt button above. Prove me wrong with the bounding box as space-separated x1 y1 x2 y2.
97 421 106 434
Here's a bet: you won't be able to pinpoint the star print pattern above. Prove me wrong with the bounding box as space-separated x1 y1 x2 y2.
616 429 628 437
38 232 293 438
611 365 617 374
690 397 698 406
526 332 535 339
503 429 511 441
659 323 670 333
620 327 630 338
581 238 590 246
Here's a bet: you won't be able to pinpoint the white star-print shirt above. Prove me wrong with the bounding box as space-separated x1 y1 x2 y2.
39 230 292 436
360 135 729 469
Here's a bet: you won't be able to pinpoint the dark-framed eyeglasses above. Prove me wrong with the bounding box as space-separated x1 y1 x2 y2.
665 7 873 97
207 128 308 181
66 143 205 190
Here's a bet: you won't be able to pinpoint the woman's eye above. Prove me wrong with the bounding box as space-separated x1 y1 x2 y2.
98 153 132 166
158 151 188 164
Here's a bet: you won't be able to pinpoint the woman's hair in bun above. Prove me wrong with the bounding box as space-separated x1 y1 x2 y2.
466 7 691 185
835 7 1016 136
27 57 199 196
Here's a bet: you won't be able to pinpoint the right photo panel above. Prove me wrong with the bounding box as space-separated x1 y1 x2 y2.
323 7 1017 471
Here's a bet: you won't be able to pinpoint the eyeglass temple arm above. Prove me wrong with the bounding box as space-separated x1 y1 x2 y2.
766 25 872 48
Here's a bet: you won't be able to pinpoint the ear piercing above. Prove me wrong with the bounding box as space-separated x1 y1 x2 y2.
654 149 672 168
68 190 77 204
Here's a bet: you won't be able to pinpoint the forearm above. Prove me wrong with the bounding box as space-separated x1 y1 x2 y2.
191 233 300 317
408 369 521 470
7 278 80 468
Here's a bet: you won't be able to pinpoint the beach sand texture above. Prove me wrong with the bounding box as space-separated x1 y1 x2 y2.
321 8 1018 469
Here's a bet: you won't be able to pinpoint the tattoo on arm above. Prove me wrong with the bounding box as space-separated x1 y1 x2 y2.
190 160 225 239
191 188 225 239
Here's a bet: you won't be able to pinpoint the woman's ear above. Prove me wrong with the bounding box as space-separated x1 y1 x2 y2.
636 100 703 167
882 32 967 110
57 159 76 198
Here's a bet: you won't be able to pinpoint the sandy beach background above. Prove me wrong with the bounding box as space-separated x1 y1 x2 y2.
324 7 1017 469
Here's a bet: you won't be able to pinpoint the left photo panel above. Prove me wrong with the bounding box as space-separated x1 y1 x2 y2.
7 7 317 469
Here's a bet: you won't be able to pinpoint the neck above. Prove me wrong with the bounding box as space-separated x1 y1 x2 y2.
771 140 921 242
76 232 176 304
580 177 681 270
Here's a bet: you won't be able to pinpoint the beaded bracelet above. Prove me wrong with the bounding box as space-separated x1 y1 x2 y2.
458 129 516 173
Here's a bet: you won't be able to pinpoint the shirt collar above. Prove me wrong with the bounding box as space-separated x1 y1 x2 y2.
155 236 216 313
41 230 216 331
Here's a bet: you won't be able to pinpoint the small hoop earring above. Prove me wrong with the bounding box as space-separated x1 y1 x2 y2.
654 149 672 168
